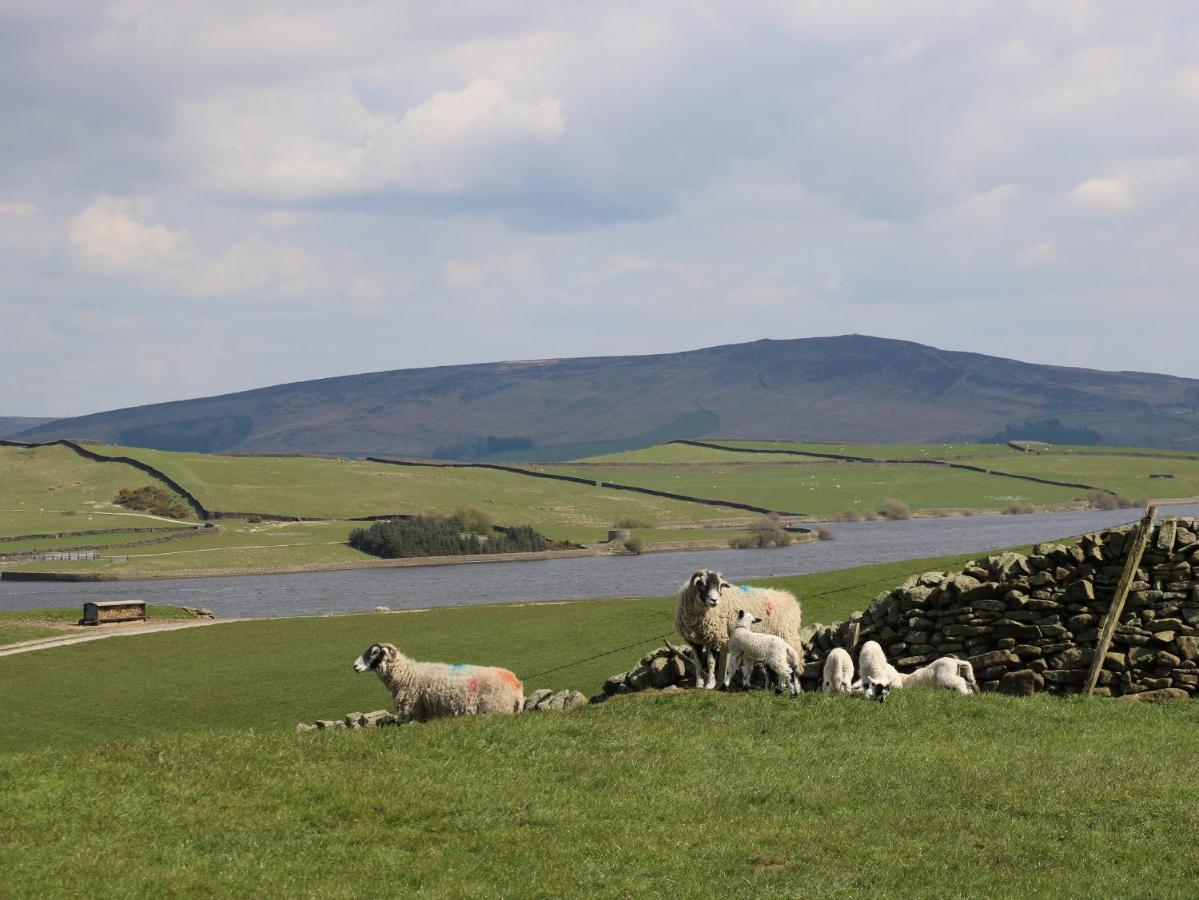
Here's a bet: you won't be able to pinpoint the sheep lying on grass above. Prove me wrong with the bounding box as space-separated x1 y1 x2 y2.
675 569 803 689
854 640 978 702
723 610 802 697
822 647 854 695
352 643 524 722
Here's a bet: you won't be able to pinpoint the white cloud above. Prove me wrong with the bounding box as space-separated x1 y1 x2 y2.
175 78 564 200
189 236 316 299
67 195 188 274
442 260 482 291
1015 241 1056 267
0 202 36 217
1070 177 1134 211
346 275 385 315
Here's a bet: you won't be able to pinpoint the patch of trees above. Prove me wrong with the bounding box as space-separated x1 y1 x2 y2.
729 515 793 549
431 435 535 461
114 485 191 519
348 513 568 559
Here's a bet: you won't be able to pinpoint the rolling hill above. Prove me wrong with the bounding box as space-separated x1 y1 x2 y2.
13 335 1199 457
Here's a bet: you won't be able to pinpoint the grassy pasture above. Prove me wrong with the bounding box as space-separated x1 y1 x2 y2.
709 440 1025 460
2 552 1199 895
549 461 1083 516
80 444 727 528
0 605 196 648
0 444 196 537
992 453 1199 499
0 527 196 554
0 550 989 752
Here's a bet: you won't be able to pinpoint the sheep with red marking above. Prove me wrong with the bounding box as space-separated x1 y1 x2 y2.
352 642 524 722
675 569 803 689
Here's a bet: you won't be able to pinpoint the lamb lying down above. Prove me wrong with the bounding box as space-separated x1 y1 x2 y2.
861 652 978 703
723 610 802 697
353 642 524 722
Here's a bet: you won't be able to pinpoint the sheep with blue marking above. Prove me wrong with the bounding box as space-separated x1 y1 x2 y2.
723 610 802 696
352 643 524 722
675 569 803 689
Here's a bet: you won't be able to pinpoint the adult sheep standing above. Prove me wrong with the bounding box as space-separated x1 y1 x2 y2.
352 643 524 722
675 569 803 689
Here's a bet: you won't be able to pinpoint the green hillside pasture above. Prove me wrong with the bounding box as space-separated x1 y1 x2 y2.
715 440 1024 460
3 564 1199 894
4 695 1199 897
994 453 1199 499
0 549 991 754
577 442 797 464
0 605 196 648
0 444 195 536
82 444 729 527
0 527 196 554
550 462 1082 516
3 520 373 578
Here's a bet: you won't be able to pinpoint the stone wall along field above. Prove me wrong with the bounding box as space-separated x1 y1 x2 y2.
802 516 1199 700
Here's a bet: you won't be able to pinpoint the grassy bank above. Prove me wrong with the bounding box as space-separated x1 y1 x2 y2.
5 549 1197 895
0 605 198 648
2 683 1198 895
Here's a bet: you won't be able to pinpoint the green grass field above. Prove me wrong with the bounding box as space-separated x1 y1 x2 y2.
550 461 1083 515
2 552 1198 895
0 605 197 647
7 437 1199 579
0 444 198 537
706 439 1026 460
80 444 729 528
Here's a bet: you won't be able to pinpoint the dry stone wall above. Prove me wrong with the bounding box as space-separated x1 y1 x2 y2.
802 516 1199 700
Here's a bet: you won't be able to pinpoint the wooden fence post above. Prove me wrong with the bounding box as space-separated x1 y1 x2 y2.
1084 504 1158 696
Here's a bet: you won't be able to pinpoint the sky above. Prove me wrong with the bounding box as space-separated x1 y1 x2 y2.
2 1 1198 418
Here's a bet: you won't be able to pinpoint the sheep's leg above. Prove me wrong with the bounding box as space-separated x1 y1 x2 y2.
705 648 719 690
688 643 707 689
722 649 739 689
393 696 414 724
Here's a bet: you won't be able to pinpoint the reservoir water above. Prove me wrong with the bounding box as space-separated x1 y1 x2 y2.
3 504 1196 619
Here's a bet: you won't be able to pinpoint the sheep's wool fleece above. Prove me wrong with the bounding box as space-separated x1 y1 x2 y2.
675 583 803 655
378 650 524 721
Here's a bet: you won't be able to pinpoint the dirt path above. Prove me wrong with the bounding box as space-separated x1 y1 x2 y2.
0 618 248 657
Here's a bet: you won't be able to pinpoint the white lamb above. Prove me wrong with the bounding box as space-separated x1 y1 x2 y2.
822 647 854 695
352 642 524 722
723 610 802 696
675 569 803 690
854 640 901 700
854 640 978 702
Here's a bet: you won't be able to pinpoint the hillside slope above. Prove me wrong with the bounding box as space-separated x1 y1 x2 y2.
15 335 1199 456
0 417 54 438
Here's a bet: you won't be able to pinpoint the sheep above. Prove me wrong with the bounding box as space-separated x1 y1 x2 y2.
891 657 978 697
723 610 802 696
853 640 901 700
352 642 524 722
822 647 855 695
853 640 977 702
675 569 803 689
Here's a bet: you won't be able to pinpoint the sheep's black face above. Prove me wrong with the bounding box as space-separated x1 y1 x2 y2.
353 644 386 672
690 570 730 607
